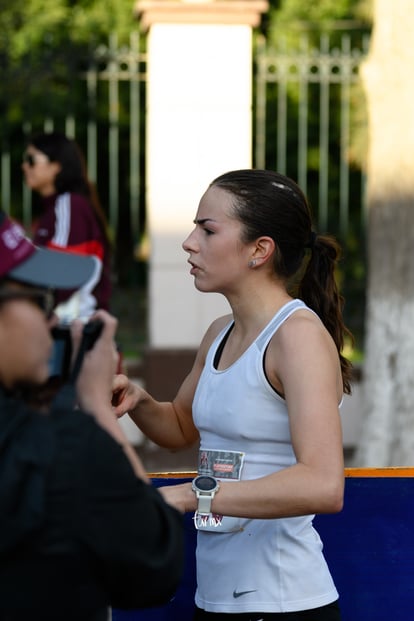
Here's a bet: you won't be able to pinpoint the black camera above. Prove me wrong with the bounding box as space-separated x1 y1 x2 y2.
49 319 103 380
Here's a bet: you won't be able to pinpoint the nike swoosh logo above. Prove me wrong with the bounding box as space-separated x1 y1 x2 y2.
232 589 257 598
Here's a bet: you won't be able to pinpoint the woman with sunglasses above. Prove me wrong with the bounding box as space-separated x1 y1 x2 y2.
0 211 184 620
22 131 111 320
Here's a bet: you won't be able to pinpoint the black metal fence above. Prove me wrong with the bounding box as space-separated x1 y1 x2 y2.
253 30 370 345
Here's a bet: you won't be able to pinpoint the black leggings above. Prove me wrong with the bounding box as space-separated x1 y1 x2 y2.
193 600 341 621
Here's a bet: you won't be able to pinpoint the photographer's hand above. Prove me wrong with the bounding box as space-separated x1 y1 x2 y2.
72 310 117 412
72 311 149 482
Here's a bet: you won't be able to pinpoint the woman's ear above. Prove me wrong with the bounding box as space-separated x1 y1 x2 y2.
250 236 275 266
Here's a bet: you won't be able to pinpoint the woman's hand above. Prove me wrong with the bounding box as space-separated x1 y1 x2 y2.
111 374 145 418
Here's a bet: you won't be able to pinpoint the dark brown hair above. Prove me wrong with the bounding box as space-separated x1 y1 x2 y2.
29 132 111 250
211 169 353 394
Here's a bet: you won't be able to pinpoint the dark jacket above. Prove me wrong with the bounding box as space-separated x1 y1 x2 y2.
0 386 184 620
33 192 112 310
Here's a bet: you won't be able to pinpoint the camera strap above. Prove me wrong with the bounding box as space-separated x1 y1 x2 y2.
51 333 91 411
68 320 103 385
68 334 90 385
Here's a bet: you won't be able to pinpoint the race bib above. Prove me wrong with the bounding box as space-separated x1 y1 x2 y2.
195 449 245 533
198 449 244 479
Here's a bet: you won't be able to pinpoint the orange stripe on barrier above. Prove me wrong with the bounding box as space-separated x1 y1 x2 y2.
345 467 414 477
149 468 414 479
148 471 196 479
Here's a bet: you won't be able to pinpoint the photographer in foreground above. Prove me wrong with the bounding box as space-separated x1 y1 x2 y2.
0 211 184 621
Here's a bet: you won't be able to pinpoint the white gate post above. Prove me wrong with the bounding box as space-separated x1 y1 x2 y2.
135 0 268 397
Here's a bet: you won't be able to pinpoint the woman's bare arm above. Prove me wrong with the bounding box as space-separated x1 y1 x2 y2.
112 315 232 449
158 313 345 518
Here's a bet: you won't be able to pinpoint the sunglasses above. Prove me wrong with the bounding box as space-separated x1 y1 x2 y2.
22 152 49 167
0 288 55 319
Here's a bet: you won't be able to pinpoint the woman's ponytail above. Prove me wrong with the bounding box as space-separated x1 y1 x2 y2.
298 233 354 394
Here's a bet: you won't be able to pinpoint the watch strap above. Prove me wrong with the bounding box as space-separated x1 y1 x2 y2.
197 493 214 515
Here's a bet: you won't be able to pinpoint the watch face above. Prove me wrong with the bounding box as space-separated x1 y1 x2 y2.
194 475 217 492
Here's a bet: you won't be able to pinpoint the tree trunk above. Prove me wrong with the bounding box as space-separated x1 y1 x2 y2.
355 0 414 465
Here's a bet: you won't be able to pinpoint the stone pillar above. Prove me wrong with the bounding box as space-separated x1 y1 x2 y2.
135 0 268 398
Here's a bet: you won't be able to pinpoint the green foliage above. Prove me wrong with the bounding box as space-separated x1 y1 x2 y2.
0 0 139 131
267 0 371 32
270 0 351 24
1 0 135 57
264 0 372 61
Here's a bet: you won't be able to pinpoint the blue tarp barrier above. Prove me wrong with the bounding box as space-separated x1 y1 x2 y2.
113 474 414 621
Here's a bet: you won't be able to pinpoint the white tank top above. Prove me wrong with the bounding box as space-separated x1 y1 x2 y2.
192 299 339 613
